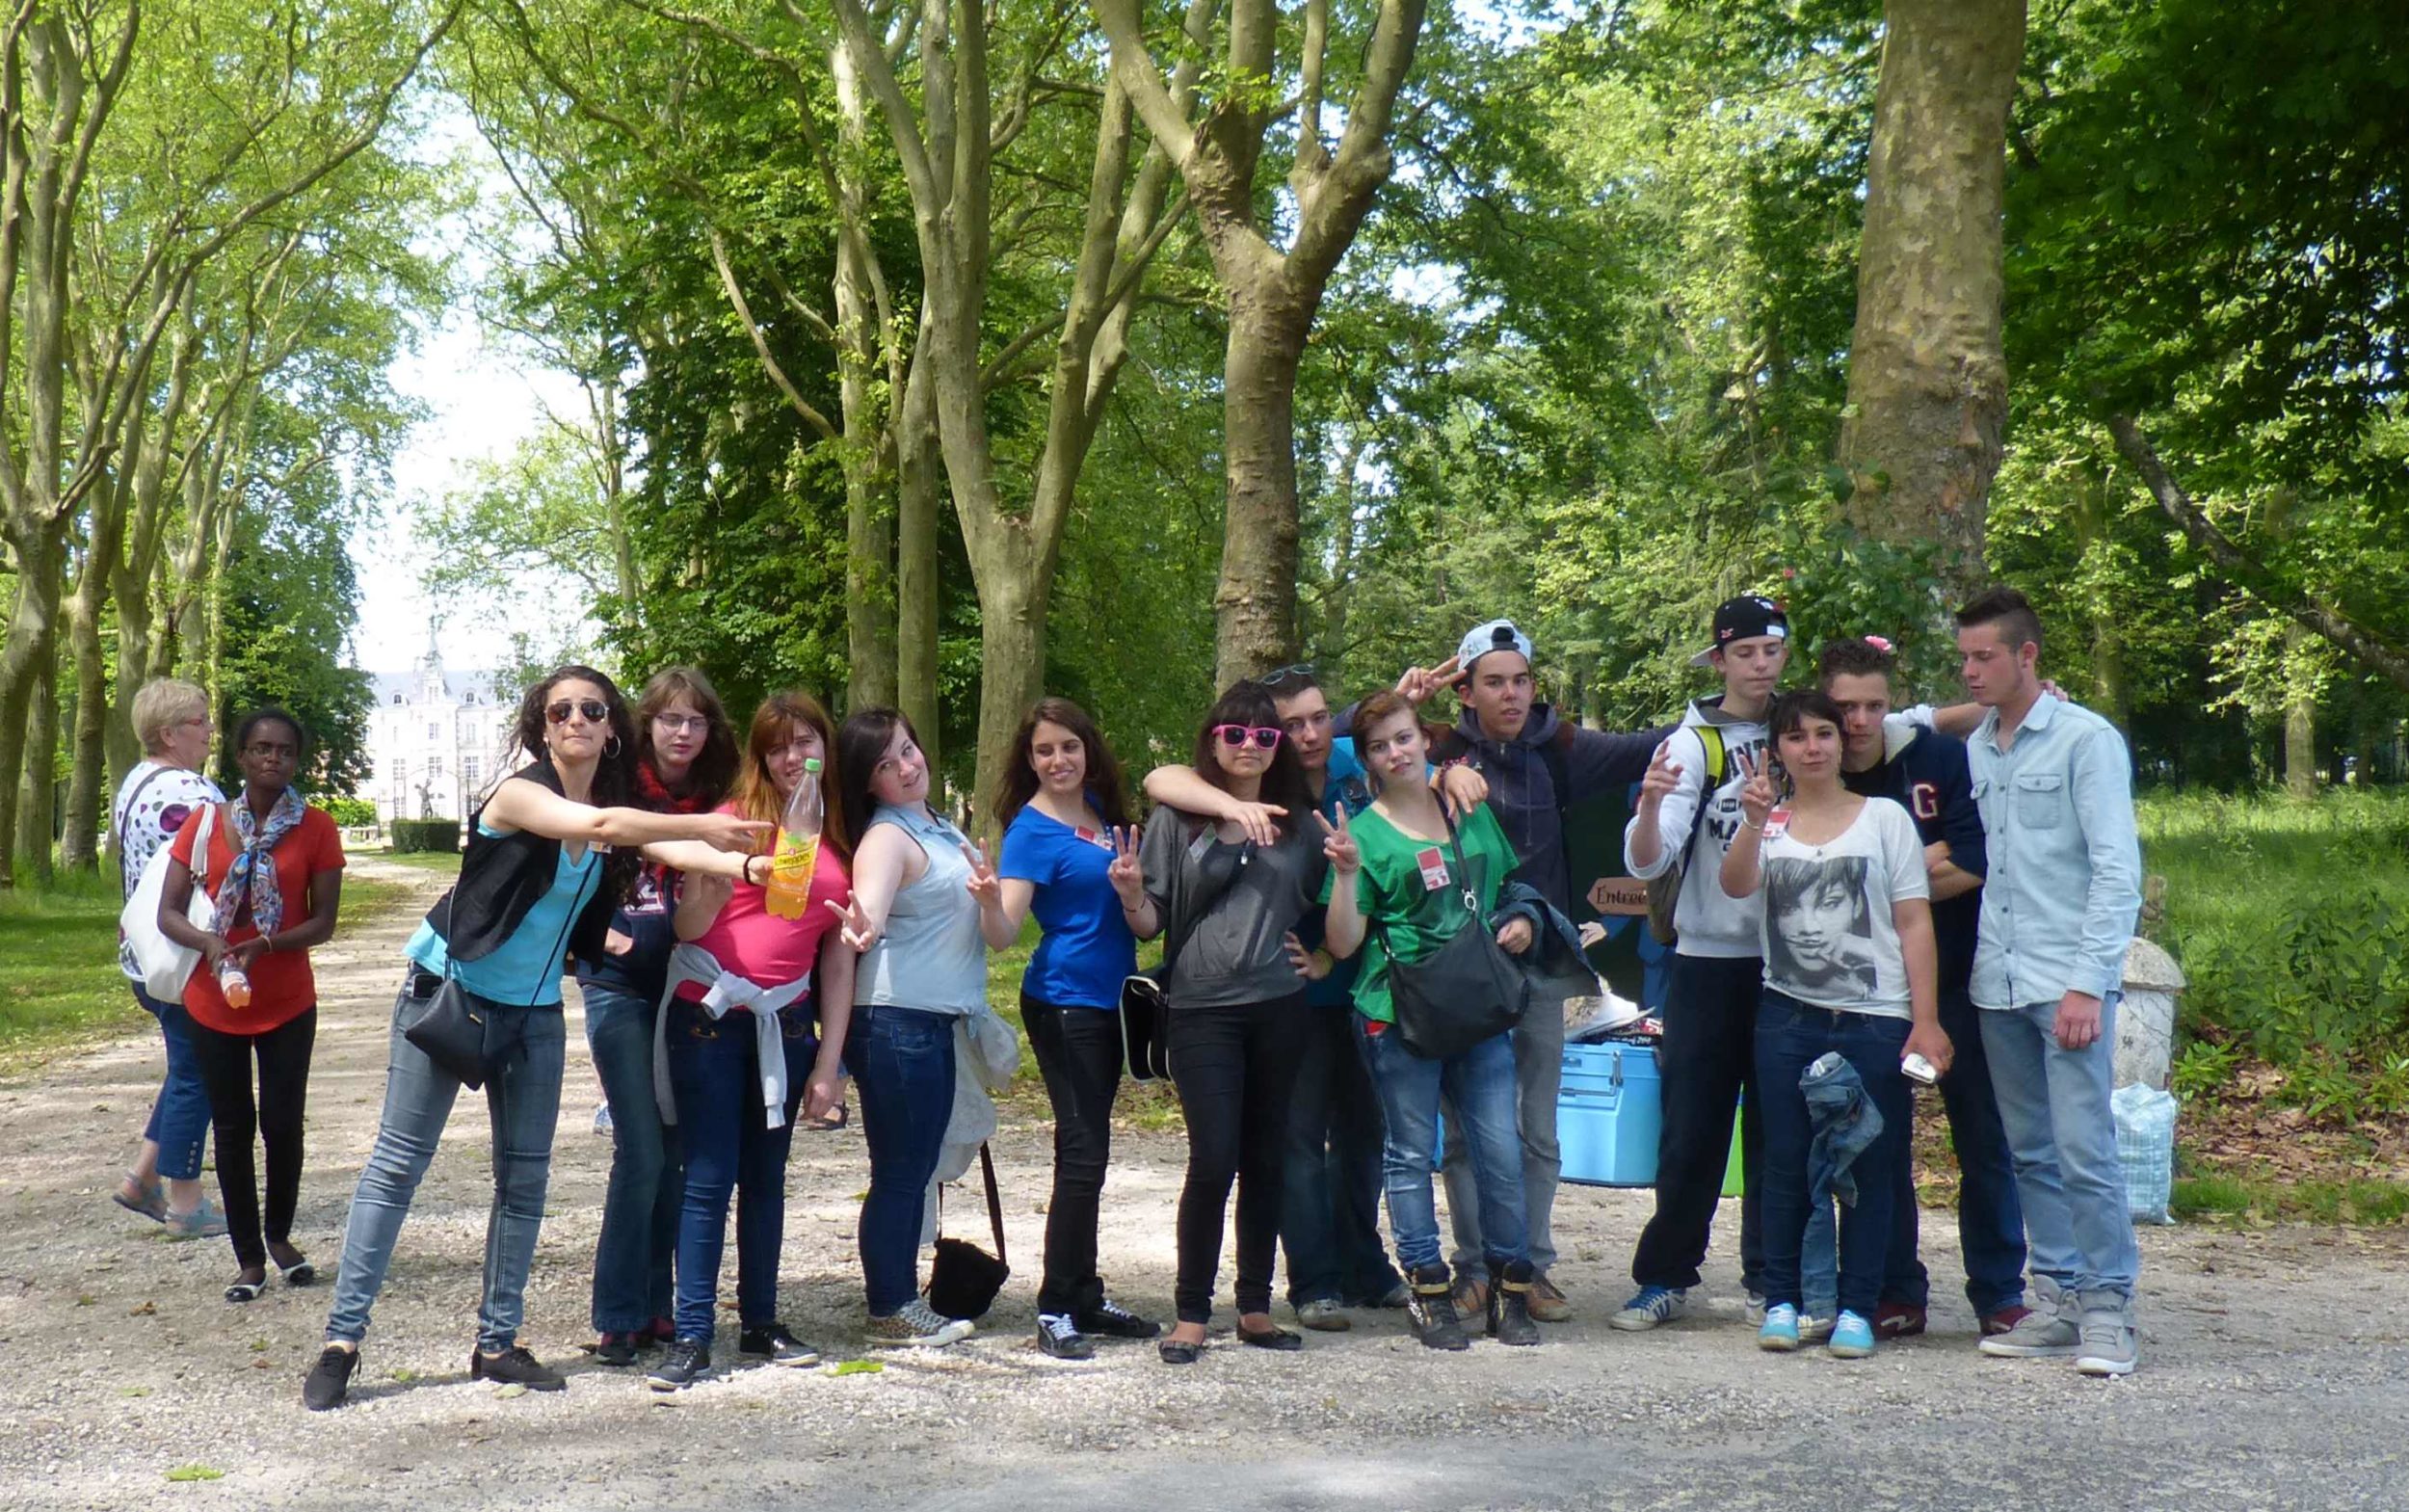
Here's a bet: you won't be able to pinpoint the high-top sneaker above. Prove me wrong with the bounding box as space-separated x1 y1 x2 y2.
1488 1260 1540 1346
1979 1275 2082 1359
1406 1263 1469 1351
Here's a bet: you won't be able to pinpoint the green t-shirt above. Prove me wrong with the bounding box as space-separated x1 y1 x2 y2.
1325 802 1520 1024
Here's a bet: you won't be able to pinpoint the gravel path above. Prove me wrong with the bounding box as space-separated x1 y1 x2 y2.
4 856 2404 1510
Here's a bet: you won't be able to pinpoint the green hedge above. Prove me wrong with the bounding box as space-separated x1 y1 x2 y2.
389 817 462 854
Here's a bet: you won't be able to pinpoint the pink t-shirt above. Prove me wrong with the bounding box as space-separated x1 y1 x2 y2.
675 820 852 1001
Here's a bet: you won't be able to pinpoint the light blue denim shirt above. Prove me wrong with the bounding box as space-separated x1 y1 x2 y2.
1966 695 2142 1010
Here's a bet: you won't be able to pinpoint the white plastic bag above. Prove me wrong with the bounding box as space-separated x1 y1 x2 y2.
119 803 218 1001
2110 1082 2179 1226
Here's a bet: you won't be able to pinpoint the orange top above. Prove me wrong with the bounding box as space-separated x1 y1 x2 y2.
172 803 345 1035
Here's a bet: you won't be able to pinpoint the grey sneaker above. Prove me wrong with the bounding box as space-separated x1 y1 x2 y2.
867 1298 974 1348
1980 1277 2081 1358
1294 1298 1352 1332
1608 1286 1689 1332
1743 1290 1767 1326
2074 1291 2137 1377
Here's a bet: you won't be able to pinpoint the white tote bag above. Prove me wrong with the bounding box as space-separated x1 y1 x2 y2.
119 801 219 1001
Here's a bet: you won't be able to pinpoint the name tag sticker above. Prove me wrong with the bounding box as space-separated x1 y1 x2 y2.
1761 807 1792 842
1074 825 1111 850
1416 845 1451 891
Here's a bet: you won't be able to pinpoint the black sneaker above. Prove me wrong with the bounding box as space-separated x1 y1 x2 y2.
469 1345 567 1392
1073 1297 1161 1340
738 1322 821 1366
1036 1313 1096 1360
594 1332 641 1367
302 1345 359 1411
648 1337 711 1391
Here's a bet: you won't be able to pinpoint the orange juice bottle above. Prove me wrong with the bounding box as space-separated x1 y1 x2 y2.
223 967 252 1009
764 757 823 919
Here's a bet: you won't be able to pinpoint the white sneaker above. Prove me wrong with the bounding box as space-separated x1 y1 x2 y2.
1744 1290 1768 1325
868 1298 974 1348
1608 1286 1690 1332
1798 1313 1836 1344
593 1102 614 1137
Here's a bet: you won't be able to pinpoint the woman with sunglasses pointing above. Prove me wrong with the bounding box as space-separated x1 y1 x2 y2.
304 667 770 1411
1136 680 1329 1364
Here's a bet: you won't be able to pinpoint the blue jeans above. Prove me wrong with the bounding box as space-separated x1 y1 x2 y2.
1358 1019 1527 1275
1979 994 2140 1303
842 1004 957 1315
136 986 211 1180
666 997 812 1340
1280 1004 1401 1306
1755 992 1910 1319
1883 982 2027 1313
326 971 567 1351
584 980 682 1334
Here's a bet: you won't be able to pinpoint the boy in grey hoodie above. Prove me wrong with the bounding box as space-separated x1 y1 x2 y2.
1611 595 1787 1330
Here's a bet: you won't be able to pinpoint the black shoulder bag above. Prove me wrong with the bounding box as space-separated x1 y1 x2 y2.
1119 815 1240 1082
403 888 491 1089
926 1143 1011 1320
1377 813 1528 1061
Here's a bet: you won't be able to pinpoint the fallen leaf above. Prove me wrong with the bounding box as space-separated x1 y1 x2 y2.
494 1384 528 1399
164 1466 223 1483
829 1358 884 1376
129 1300 156 1316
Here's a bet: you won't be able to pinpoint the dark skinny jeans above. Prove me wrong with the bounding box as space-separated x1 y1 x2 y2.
1167 993 1307 1326
1021 995 1125 1317
188 1008 317 1270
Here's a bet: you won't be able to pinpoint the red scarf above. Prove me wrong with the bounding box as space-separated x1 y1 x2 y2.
635 759 710 815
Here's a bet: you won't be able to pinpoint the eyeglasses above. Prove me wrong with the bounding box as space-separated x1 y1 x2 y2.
1258 663 1315 689
652 713 710 734
1213 724 1284 750
546 699 611 726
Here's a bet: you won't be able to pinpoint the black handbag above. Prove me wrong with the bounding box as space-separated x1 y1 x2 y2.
403 895 490 1089
1377 814 1528 1061
926 1144 1011 1321
1118 971 1172 1082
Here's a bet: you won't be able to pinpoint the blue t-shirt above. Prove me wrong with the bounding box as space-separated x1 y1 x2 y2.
999 803 1138 1010
408 825 602 1008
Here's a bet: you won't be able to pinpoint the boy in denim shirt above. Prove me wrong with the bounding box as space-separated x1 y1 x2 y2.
1954 588 2143 1377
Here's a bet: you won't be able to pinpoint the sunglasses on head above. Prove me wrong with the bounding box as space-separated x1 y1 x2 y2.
1213 724 1284 750
546 699 611 726
1257 662 1315 689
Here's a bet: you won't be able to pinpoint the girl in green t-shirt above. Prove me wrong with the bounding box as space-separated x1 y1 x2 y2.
1324 691 1542 1351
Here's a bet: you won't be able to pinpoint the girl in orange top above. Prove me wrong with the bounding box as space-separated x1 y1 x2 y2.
160 708 346 1303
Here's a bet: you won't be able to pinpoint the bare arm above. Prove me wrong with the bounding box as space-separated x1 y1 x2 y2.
675 870 733 942
1925 846 1982 901
642 839 757 881
1894 895 1952 1074
483 777 766 854
259 868 344 964
838 825 913 952
1719 756 1776 899
1318 809 1365 959
804 921 856 1121
1142 763 1285 849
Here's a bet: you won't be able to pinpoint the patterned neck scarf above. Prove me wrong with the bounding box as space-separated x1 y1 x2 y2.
210 786 307 947
634 758 709 814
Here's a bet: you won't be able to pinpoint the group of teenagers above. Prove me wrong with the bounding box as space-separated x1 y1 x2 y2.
101 579 2146 1416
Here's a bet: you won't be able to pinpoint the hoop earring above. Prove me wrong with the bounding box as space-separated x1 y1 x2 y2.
604 734 622 758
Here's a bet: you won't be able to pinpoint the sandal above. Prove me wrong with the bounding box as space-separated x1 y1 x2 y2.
113 1175 167 1224
164 1199 227 1240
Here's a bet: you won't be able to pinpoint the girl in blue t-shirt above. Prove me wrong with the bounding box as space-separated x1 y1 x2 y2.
990 697 1159 1360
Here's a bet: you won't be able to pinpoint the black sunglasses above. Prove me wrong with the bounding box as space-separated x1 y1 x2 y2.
546 698 611 726
1258 662 1316 689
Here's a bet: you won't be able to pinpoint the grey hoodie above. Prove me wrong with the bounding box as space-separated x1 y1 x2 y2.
1622 696 1770 960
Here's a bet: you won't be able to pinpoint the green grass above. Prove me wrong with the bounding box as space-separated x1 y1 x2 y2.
368 848 464 875
2173 1174 2409 1226
2138 787 2409 1119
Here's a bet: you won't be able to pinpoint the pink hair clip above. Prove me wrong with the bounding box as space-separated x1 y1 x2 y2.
1863 635 1894 652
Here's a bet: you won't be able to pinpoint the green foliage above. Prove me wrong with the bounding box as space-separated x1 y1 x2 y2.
389 818 463 854
324 797 380 828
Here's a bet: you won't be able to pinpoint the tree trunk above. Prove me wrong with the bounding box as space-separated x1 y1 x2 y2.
893 346 942 770
14 648 58 879
2072 473 2130 723
963 539 1046 841
1836 0 2026 582
0 530 66 888
1213 278 1312 684
2284 625 2317 800
832 40 899 715
62 545 111 870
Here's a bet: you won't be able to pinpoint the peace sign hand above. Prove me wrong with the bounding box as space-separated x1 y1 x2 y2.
1735 750 1779 830
1395 653 1465 707
1638 740 1684 809
1106 824 1146 906
961 841 1002 908
826 893 882 954
1315 807 1361 876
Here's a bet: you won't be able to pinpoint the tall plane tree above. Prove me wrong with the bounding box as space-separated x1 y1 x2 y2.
1092 0 1427 683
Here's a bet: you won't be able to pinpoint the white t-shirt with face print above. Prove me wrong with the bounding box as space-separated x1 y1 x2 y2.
1756 796 1928 1018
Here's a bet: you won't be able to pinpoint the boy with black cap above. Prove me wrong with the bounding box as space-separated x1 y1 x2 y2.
1611 594 1787 1331
1385 618 1673 1323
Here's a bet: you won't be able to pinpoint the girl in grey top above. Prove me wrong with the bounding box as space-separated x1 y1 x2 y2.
1135 681 1337 1363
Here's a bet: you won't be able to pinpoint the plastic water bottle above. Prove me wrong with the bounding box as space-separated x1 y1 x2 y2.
223 967 252 1009
764 757 824 919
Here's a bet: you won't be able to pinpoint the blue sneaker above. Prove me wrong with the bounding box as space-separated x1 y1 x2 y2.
1757 1303 1801 1352
1608 1286 1690 1332
1828 1310 1876 1359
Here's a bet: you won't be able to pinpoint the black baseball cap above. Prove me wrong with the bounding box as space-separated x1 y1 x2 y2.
1690 595 1789 667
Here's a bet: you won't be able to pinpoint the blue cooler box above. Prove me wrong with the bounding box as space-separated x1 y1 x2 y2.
1557 1041 1662 1187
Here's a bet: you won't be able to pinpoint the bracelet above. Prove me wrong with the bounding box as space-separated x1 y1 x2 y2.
1740 817 1764 833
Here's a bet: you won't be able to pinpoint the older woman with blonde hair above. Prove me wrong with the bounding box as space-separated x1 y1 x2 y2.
109 677 227 1239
